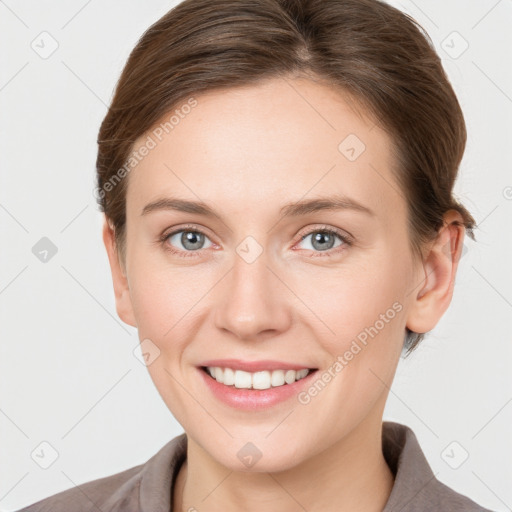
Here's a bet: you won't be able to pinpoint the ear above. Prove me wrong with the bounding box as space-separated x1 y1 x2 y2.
406 210 466 335
102 216 137 328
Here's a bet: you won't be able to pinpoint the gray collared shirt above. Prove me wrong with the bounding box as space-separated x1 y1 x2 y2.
17 421 495 511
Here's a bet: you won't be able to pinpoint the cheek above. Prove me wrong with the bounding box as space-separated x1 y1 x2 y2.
294 263 408 435
293 258 408 357
127 251 218 361
126 262 202 420
129 276 172 339
127 262 189 348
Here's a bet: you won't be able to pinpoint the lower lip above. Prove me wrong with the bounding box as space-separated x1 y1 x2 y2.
198 367 317 410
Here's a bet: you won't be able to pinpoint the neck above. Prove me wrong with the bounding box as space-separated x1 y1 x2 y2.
173 416 395 512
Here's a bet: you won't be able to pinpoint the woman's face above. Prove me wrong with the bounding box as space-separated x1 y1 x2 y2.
109 77 428 471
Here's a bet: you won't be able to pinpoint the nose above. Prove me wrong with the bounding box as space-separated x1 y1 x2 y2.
213 249 292 342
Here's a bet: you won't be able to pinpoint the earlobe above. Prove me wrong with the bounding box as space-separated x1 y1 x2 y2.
102 216 137 328
405 211 465 335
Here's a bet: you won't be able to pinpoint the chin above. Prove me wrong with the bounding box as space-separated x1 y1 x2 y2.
202 436 308 473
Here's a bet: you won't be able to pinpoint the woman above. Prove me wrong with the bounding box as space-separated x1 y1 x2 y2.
18 0 495 510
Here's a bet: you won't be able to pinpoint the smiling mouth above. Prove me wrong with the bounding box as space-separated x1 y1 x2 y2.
201 366 318 390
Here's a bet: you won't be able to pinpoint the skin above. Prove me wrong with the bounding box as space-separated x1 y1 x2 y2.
102 76 465 512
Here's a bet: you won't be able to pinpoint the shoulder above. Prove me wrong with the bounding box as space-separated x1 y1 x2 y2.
382 421 495 512
429 477 495 512
15 463 144 512
15 433 187 512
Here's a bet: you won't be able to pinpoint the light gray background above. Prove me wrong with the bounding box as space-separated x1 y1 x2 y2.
1 1 511 510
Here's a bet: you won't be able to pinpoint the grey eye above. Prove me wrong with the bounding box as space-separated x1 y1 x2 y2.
167 230 213 251
299 231 344 252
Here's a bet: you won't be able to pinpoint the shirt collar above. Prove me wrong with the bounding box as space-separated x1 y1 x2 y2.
381 420 439 511
137 421 438 512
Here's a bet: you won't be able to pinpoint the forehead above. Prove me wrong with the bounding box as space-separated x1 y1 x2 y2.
126 77 401 220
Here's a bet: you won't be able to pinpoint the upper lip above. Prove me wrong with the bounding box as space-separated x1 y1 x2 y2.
199 359 317 372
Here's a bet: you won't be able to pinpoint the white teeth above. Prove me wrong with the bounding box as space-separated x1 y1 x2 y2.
252 371 271 390
223 367 235 386
214 367 224 384
205 366 311 390
284 370 296 384
296 369 309 379
271 370 285 387
234 370 252 389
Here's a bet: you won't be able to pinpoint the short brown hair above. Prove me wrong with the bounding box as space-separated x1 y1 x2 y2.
95 0 476 356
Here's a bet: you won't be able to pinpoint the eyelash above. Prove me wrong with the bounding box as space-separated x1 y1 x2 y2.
296 225 353 258
159 224 353 259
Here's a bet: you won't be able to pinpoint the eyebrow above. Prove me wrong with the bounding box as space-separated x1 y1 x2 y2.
141 194 375 219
